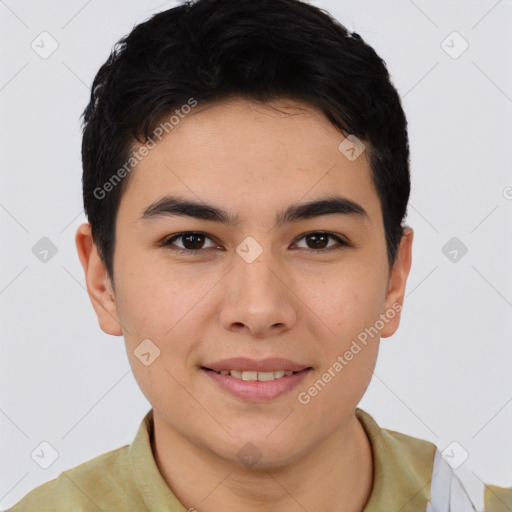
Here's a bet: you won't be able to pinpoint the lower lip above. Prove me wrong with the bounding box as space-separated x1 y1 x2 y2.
201 368 312 402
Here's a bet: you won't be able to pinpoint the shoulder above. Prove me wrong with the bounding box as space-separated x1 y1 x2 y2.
6 443 144 512
355 408 477 511
485 484 512 512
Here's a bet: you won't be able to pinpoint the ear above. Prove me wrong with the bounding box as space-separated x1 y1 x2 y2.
75 223 123 336
380 226 413 338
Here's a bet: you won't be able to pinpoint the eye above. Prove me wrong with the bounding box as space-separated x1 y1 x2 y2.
293 231 348 252
161 230 349 255
162 231 219 254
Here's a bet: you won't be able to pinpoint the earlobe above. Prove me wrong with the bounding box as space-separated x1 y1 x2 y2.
380 226 414 339
75 223 123 336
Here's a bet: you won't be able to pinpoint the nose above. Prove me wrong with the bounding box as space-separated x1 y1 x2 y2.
219 248 298 339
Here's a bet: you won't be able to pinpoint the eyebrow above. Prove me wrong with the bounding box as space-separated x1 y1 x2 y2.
138 194 370 227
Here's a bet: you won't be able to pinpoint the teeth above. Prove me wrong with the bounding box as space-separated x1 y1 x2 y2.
215 369 298 381
257 371 276 381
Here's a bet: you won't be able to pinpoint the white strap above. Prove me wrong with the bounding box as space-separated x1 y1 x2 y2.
425 449 480 512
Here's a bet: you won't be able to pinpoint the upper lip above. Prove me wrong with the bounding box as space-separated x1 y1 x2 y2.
202 357 311 373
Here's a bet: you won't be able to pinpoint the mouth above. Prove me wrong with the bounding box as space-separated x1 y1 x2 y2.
200 362 313 402
201 368 305 381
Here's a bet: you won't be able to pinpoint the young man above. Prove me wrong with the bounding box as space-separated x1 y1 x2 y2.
8 0 505 510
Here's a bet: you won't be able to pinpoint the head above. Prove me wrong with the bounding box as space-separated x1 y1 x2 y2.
76 0 413 469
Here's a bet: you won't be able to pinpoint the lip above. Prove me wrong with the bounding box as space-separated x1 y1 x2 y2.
201 360 313 402
202 357 310 373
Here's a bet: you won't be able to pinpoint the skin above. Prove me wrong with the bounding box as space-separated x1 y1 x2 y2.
76 97 413 512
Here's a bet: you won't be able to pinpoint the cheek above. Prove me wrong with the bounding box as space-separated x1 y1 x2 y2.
304 266 384 393
117 276 203 415
114 254 209 339
300 330 380 423
113 258 213 388
308 264 385 331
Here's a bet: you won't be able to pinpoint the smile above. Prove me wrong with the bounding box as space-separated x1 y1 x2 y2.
211 369 296 381
201 366 312 402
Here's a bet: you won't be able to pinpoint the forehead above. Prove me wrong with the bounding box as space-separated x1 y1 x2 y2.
118 97 381 226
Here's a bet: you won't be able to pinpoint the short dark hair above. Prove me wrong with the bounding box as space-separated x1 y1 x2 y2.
81 0 410 283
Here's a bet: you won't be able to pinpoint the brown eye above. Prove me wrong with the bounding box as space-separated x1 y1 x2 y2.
163 232 217 252
294 232 348 252
180 233 206 250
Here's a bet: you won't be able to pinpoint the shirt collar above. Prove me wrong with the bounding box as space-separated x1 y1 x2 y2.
355 407 435 511
129 409 188 511
129 408 435 512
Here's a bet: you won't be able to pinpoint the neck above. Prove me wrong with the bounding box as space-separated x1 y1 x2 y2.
152 410 374 512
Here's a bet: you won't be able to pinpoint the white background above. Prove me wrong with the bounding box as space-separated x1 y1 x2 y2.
1 0 511 510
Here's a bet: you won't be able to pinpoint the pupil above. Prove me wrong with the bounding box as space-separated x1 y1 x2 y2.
307 233 328 249
184 233 204 250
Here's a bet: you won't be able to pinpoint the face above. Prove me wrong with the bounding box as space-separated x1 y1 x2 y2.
76 97 413 469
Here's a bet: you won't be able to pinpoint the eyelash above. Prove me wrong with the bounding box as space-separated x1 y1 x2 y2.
161 231 349 255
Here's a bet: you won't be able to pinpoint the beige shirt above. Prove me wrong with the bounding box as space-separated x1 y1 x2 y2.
8 407 500 511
